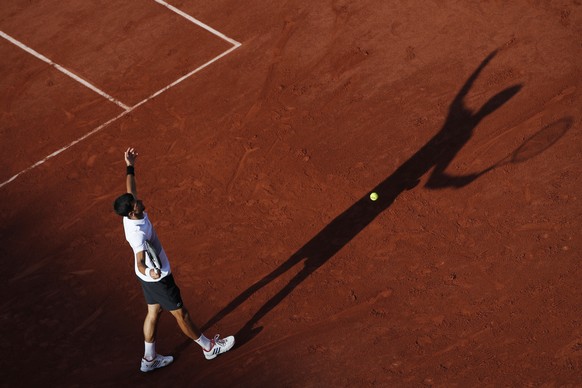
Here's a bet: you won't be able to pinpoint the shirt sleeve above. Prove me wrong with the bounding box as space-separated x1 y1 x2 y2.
126 229 147 254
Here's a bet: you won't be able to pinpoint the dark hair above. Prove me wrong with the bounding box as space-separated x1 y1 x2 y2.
113 193 135 216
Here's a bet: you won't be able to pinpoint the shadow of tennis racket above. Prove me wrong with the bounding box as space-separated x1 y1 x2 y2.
480 116 574 175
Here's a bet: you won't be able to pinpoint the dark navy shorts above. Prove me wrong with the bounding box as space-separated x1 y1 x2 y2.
139 274 183 311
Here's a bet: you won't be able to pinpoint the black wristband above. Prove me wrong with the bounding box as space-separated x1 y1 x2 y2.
126 165 135 175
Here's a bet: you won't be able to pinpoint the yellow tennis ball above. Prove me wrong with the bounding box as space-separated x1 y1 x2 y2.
370 192 378 201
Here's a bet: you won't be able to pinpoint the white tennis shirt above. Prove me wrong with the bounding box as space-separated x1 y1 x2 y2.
123 212 171 282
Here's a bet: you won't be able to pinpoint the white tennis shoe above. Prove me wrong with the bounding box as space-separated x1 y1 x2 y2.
203 335 235 360
140 354 174 372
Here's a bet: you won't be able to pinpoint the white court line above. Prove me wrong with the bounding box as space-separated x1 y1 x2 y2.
154 0 241 47
0 31 131 111
132 43 240 110
0 111 131 188
0 3 240 189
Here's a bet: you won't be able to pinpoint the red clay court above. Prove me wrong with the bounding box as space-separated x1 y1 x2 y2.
1 1 581 386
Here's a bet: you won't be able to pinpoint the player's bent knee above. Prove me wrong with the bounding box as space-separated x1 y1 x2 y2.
146 305 162 317
170 307 189 321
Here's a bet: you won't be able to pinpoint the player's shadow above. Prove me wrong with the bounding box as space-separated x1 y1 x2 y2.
201 49 522 346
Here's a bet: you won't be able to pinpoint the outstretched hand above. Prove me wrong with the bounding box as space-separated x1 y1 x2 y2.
125 147 138 166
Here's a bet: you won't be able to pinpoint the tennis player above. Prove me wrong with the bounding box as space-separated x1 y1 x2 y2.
113 147 234 372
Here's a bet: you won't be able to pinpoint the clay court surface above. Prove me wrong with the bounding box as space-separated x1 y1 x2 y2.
1 1 581 386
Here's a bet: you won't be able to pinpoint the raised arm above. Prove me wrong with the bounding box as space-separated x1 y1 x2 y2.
125 147 138 198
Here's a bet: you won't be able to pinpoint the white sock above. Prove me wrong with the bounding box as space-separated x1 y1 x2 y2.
195 334 212 351
144 341 156 360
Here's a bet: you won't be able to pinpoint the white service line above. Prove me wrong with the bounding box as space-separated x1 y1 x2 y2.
132 43 240 110
153 0 241 47
0 31 131 111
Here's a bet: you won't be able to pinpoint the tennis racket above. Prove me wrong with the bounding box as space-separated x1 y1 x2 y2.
144 239 161 275
482 116 573 173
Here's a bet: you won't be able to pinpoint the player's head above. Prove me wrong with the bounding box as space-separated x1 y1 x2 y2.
113 193 135 216
113 193 145 217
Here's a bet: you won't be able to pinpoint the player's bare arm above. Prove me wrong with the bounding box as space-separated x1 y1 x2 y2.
125 147 138 199
136 250 160 280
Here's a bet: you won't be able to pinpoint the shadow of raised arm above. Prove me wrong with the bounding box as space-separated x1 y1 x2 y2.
202 49 522 346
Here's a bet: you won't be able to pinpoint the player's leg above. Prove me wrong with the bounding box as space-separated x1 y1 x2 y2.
139 303 173 372
159 274 235 359
143 303 162 344
169 307 235 360
169 307 202 339
157 274 203 340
